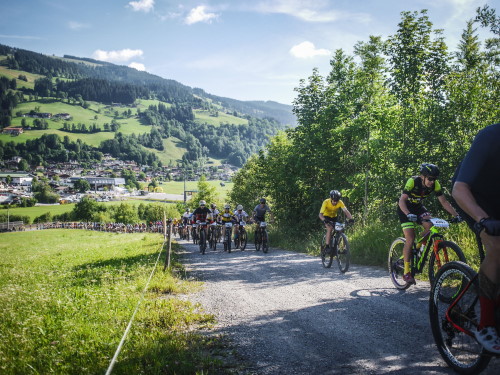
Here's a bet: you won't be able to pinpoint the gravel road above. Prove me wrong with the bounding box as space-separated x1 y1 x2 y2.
178 238 500 375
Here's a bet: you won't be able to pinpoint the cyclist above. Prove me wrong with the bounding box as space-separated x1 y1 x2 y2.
182 208 191 239
233 204 249 242
398 163 461 284
208 203 220 222
220 204 235 245
452 123 500 353
319 190 354 255
253 198 274 224
192 200 211 225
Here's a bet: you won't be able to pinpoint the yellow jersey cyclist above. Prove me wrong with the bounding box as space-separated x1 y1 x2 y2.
397 163 462 284
220 204 235 245
319 190 354 255
453 122 500 353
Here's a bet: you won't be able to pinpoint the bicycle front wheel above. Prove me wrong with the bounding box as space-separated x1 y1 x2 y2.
336 233 350 273
240 229 247 251
199 229 206 254
255 230 261 251
321 234 334 268
262 230 269 253
428 240 466 285
388 237 411 290
429 261 490 374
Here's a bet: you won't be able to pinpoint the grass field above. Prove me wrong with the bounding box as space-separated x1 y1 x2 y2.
0 65 43 90
0 230 230 374
160 180 233 198
194 109 248 126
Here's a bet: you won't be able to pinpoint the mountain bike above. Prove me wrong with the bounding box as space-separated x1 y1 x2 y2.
234 220 248 251
429 261 500 374
198 220 208 254
223 222 233 253
191 223 199 245
320 221 350 272
208 222 218 251
388 217 466 290
255 220 269 253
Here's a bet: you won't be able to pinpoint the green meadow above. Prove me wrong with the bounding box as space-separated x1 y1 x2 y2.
0 230 230 374
0 65 43 90
193 109 248 126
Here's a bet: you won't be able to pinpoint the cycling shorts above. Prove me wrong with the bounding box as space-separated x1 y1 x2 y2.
323 216 338 224
397 205 430 226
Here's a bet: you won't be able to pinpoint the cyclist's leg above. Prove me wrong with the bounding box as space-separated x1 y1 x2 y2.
478 233 500 331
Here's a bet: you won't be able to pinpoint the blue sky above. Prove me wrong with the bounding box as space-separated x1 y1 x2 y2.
0 0 498 105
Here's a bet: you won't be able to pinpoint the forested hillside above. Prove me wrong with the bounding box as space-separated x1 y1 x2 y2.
0 43 294 168
230 8 500 235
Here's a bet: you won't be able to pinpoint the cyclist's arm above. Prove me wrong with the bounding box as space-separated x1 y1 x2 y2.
437 194 459 217
398 193 411 215
341 207 353 220
452 181 488 222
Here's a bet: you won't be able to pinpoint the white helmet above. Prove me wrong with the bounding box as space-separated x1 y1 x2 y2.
199 200 206 206
237 204 243 210
224 204 230 209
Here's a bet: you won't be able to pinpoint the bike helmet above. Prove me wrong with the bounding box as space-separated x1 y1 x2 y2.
237 204 243 210
329 190 341 201
419 163 440 178
260 198 266 204
199 200 206 206
211 203 216 209
224 204 230 209
185 208 190 212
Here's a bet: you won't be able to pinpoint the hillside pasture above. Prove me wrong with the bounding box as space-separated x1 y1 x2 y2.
194 109 248 126
0 64 44 90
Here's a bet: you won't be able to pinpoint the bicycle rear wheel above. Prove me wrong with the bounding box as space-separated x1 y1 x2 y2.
388 237 411 290
336 233 350 273
428 240 466 286
429 261 490 374
321 234 334 268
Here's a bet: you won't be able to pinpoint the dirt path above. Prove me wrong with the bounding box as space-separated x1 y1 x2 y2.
178 239 500 374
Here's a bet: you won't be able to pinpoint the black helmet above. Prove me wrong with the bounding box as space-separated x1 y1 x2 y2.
260 198 266 204
210 203 216 209
419 163 440 178
329 190 341 200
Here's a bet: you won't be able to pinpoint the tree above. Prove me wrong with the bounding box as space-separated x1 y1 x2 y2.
74 179 91 193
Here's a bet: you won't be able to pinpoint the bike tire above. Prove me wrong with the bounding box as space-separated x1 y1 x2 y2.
429 261 490 374
262 230 268 254
428 240 466 286
388 237 411 290
321 234 334 268
240 229 247 251
200 229 206 254
227 231 231 253
336 232 350 273
255 230 261 251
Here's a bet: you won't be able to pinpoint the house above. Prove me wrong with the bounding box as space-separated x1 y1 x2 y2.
2 127 24 136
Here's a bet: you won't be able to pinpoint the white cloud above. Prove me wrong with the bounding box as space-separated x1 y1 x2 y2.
92 49 144 63
129 62 146 71
289 41 330 58
68 21 90 30
254 0 370 23
185 6 218 25
128 0 154 13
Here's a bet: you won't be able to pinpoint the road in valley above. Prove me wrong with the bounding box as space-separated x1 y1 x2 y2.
178 238 500 374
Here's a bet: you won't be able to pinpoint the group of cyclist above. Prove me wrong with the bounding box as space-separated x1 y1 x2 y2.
174 198 274 249
318 122 500 355
391 123 500 355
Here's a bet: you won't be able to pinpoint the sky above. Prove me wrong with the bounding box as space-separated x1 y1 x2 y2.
0 0 498 105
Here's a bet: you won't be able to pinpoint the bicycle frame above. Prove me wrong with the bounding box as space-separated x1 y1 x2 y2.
409 218 449 275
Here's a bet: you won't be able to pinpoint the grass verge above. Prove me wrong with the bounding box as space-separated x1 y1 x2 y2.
0 230 234 374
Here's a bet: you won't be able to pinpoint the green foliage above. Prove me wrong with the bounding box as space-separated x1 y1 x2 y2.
231 8 500 255
189 175 219 210
72 196 105 221
110 202 139 224
0 212 31 224
73 178 91 193
33 211 52 223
